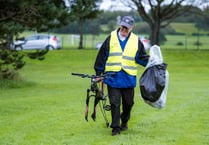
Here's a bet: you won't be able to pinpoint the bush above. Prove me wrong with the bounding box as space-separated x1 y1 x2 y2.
159 32 167 45
176 42 184 46
161 25 176 34
0 49 25 79
192 33 205 36
0 47 48 80
134 23 151 34
194 41 202 46
0 69 19 80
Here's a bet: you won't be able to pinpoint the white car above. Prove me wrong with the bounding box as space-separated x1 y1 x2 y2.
139 36 151 51
12 34 61 50
95 42 103 50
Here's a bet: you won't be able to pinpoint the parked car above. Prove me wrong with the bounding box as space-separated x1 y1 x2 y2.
11 34 61 50
95 42 103 50
139 35 151 51
95 35 151 51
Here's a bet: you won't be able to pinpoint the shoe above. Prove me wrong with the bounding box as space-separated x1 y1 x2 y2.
120 123 128 131
112 128 120 136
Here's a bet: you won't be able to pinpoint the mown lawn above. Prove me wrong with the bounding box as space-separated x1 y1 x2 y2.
0 49 209 145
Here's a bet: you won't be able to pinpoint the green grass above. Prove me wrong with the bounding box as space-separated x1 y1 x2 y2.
170 23 208 35
170 23 197 35
1 49 209 145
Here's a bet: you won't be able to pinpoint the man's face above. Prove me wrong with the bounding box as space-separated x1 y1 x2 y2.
119 26 132 37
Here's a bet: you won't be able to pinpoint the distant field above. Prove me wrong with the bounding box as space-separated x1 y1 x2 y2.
170 23 197 35
161 35 209 50
15 22 209 50
0 50 209 145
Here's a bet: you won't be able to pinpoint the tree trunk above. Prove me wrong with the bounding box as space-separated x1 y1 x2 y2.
150 20 160 45
78 18 83 49
6 34 13 50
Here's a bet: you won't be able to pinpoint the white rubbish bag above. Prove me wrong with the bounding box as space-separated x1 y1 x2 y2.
139 45 169 109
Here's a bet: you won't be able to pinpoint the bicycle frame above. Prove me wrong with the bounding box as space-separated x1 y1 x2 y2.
71 73 111 127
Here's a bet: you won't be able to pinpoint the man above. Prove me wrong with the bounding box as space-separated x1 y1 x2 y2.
94 15 149 136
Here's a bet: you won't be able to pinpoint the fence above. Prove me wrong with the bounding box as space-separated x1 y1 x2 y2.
59 34 209 50
159 35 209 50
60 34 104 49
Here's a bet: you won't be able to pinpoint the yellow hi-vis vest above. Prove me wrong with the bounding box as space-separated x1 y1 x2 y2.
105 30 138 76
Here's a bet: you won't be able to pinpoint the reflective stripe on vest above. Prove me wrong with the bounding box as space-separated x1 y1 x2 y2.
105 30 138 76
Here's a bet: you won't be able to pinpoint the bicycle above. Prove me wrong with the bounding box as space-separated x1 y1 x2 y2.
71 72 111 127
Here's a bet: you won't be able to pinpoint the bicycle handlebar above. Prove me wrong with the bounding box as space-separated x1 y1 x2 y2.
71 72 107 79
71 72 92 78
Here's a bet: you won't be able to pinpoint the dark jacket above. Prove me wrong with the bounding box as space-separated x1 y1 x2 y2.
94 29 149 88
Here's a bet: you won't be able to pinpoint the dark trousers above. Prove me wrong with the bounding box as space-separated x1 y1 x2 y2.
107 85 134 129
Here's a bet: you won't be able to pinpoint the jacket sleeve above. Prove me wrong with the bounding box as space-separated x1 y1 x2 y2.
135 40 150 67
94 35 111 75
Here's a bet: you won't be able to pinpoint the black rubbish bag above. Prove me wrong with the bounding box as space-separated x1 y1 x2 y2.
139 63 167 102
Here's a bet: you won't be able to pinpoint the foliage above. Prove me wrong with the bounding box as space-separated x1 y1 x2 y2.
0 49 25 79
54 6 209 40
54 11 142 35
158 32 167 45
176 42 184 46
68 0 102 49
174 6 209 31
53 19 102 35
134 22 151 34
193 41 202 46
173 6 203 23
195 6 209 31
0 48 49 79
0 0 69 42
98 11 141 25
122 0 208 45
0 0 69 79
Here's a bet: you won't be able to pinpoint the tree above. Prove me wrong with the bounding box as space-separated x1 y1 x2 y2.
0 0 69 79
53 19 102 35
173 6 202 23
121 0 209 45
68 0 102 49
0 0 69 44
195 6 209 31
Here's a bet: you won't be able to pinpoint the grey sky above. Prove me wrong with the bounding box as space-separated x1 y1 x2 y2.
99 0 131 11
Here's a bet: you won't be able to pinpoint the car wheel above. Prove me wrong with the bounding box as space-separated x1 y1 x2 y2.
46 45 54 50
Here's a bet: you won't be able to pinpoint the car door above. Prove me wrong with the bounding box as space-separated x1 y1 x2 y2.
38 35 49 49
22 35 39 49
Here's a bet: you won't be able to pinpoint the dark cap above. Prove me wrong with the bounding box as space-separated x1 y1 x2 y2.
119 15 135 29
